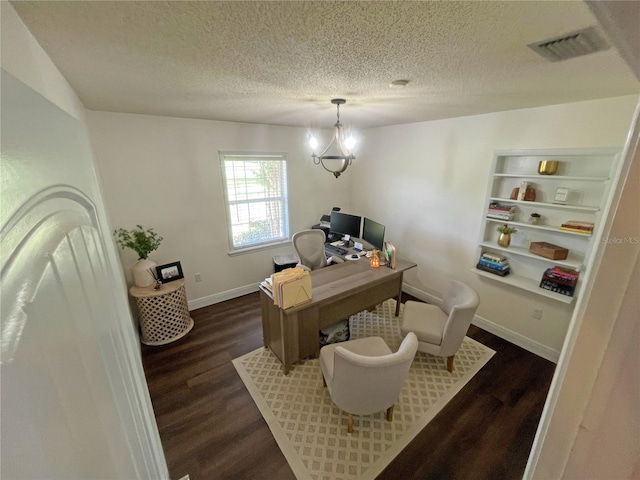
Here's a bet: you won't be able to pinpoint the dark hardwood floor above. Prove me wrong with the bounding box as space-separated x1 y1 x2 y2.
141 292 555 480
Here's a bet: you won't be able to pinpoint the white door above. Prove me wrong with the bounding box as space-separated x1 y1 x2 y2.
1 72 167 477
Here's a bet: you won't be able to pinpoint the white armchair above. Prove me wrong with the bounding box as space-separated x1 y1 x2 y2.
292 229 343 271
401 280 480 372
320 332 418 433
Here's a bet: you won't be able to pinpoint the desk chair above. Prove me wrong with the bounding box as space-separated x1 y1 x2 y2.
292 229 344 271
320 332 418 433
400 280 480 372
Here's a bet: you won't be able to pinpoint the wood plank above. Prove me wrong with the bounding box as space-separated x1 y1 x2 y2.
141 292 554 480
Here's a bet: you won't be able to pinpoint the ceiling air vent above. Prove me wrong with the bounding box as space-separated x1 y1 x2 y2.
528 26 609 62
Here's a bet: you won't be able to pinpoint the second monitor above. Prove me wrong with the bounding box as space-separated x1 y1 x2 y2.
363 217 385 250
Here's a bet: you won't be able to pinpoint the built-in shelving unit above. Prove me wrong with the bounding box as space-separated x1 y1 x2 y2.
474 148 620 304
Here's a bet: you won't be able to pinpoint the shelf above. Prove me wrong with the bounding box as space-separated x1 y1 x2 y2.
471 267 575 304
489 197 600 212
479 241 584 270
478 148 619 306
493 174 609 182
485 218 593 238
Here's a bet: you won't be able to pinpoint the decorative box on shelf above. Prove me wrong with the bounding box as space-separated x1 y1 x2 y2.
529 241 569 260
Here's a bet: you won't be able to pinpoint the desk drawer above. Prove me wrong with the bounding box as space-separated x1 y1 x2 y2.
319 275 401 328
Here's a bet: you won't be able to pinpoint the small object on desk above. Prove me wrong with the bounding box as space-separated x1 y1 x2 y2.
370 250 381 267
346 254 360 261
353 241 363 252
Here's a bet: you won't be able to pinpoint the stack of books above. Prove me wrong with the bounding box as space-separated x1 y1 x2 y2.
539 266 579 297
560 220 594 235
476 252 510 276
487 203 515 221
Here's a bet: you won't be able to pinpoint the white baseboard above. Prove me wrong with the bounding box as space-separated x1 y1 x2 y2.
402 283 560 364
472 314 559 363
402 282 439 304
188 283 260 311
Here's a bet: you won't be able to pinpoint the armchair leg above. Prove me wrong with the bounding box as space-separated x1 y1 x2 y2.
386 405 394 422
348 414 354 433
322 375 326 387
447 355 455 373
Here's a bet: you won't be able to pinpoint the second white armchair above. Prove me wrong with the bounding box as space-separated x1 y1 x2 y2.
401 280 480 373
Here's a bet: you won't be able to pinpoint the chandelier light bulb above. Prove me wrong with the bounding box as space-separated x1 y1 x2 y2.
344 135 356 151
309 136 318 150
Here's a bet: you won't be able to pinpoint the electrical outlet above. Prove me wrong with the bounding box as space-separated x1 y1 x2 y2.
195 273 202 282
532 309 543 320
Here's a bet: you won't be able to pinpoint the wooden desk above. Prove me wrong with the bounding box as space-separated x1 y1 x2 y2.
259 258 416 374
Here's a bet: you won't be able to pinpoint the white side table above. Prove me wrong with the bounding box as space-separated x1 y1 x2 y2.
129 278 194 345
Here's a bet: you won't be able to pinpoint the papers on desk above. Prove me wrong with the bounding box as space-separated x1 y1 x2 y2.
263 267 312 309
260 276 273 292
384 241 397 269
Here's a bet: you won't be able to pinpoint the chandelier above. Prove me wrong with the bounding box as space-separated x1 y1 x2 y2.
309 99 356 178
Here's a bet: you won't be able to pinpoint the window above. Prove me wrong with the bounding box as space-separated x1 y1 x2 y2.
219 152 289 252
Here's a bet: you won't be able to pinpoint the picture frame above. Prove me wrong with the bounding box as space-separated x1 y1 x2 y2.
156 261 184 283
554 187 570 203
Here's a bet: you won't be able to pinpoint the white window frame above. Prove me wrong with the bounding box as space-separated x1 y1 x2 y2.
219 152 290 254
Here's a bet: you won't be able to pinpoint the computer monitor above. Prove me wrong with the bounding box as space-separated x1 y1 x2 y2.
330 211 361 239
362 217 385 250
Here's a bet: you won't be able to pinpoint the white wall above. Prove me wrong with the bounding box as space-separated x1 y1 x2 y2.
352 96 638 360
86 111 354 307
88 95 637 359
1 3 167 478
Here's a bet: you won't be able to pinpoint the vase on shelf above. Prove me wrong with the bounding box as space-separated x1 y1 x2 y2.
529 213 542 225
133 258 157 287
497 233 511 248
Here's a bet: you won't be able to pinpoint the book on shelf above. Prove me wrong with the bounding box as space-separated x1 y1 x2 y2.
477 258 509 271
547 266 579 282
487 212 514 221
488 204 515 212
539 279 575 297
539 267 578 297
562 220 594 228
487 203 515 221
559 227 593 235
481 252 507 263
476 263 510 276
560 220 594 234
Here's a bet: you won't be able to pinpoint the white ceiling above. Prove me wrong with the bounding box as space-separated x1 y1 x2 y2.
10 1 640 129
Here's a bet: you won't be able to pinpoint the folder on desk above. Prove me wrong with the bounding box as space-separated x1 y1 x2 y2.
384 241 397 269
271 267 312 309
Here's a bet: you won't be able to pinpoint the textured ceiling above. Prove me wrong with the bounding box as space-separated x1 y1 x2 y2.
10 1 640 129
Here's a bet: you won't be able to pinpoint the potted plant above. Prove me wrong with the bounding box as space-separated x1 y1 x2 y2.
529 212 542 225
496 224 517 247
114 225 163 287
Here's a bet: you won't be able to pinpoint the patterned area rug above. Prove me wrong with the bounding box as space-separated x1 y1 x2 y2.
233 299 495 480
